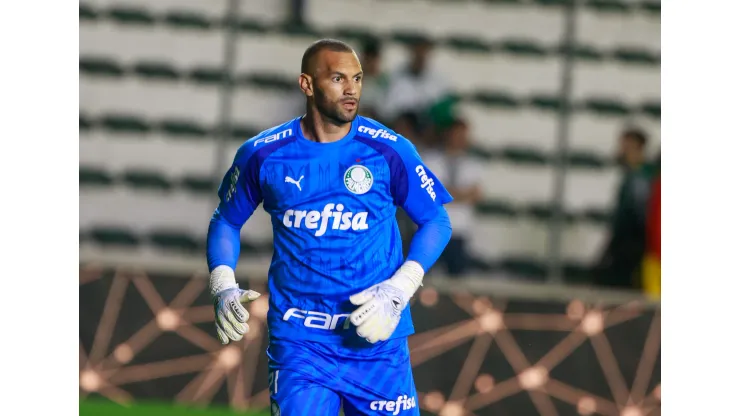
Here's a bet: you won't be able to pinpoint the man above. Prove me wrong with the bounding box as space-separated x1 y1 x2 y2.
206 39 453 416
592 128 652 290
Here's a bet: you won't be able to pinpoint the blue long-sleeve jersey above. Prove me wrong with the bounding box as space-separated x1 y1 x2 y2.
207 116 453 344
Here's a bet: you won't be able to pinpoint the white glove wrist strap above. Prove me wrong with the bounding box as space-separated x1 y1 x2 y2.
387 261 425 300
209 265 238 297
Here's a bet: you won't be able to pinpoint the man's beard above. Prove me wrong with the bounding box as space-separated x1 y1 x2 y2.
314 87 358 125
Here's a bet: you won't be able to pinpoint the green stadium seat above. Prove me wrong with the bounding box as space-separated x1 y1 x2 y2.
501 147 550 165
80 56 125 78
241 73 294 91
532 0 573 6
640 101 660 119
332 27 377 43
107 7 156 26
475 200 518 218
132 61 181 81
640 0 660 15
163 11 213 30
612 47 660 66
80 4 97 21
523 203 578 223
180 176 215 194
229 125 262 141
581 208 610 225
389 31 433 47
188 67 228 85
581 98 631 116
235 19 269 34
122 170 173 191
157 119 210 138
528 94 564 112
90 227 140 247
100 114 152 134
468 91 521 109
585 0 631 14
149 230 201 253
566 152 608 169
80 114 94 131
444 36 492 53
468 146 496 160
498 39 549 58
80 167 114 187
479 0 524 5
558 43 605 62
501 258 547 280
278 23 324 38
562 262 592 285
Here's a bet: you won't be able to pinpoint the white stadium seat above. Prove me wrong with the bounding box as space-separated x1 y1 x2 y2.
481 164 554 206
234 33 311 78
576 8 660 52
80 77 220 124
561 222 608 264
80 21 225 68
459 105 559 153
84 0 229 19
469 217 549 261
79 131 220 178
572 61 660 104
562 167 621 213
230 87 304 129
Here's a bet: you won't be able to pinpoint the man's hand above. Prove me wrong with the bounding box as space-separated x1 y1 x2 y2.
349 261 424 344
209 265 261 345
213 287 261 344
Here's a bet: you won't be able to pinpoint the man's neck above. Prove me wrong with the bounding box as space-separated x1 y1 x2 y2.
301 108 352 144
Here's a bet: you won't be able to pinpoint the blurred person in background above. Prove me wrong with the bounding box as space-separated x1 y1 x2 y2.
423 119 483 277
642 152 660 298
592 128 653 290
358 37 389 122
381 36 456 132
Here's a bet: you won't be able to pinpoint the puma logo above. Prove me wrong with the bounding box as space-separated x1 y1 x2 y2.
284 175 304 191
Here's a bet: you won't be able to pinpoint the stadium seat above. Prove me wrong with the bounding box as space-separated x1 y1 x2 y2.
468 216 549 261
458 105 558 152
80 21 225 69
80 77 221 126
575 6 660 53
562 167 621 213
572 61 660 105
561 221 608 264
230 86 304 129
83 0 229 20
480 163 555 206
88 226 141 248
234 33 313 79
79 131 219 178
80 167 114 187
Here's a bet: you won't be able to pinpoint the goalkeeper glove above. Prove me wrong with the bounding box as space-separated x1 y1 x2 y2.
349 261 424 344
210 265 261 345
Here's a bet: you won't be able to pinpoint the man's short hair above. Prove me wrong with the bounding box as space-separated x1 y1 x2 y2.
301 39 355 75
621 127 648 147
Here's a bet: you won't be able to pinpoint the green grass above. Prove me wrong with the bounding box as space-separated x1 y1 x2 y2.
80 399 270 416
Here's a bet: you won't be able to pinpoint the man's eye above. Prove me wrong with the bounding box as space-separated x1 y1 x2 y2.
333 76 341 82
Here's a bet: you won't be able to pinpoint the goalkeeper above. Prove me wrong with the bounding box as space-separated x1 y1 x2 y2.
206 39 452 416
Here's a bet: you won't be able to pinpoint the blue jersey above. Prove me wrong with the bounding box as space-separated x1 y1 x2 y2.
214 116 452 344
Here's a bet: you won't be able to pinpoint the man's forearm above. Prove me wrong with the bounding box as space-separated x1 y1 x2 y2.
206 209 242 272
406 206 453 272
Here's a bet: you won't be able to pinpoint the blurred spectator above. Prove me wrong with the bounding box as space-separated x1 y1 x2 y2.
592 128 653 290
381 36 456 131
642 152 661 298
423 119 483 277
358 37 390 121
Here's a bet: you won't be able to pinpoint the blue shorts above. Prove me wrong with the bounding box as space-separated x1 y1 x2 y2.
266 337 419 416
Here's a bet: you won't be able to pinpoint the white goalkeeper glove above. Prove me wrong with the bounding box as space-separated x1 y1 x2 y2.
210 265 261 345
349 261 424 344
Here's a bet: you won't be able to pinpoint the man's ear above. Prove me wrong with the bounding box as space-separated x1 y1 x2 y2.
298 73 313 97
